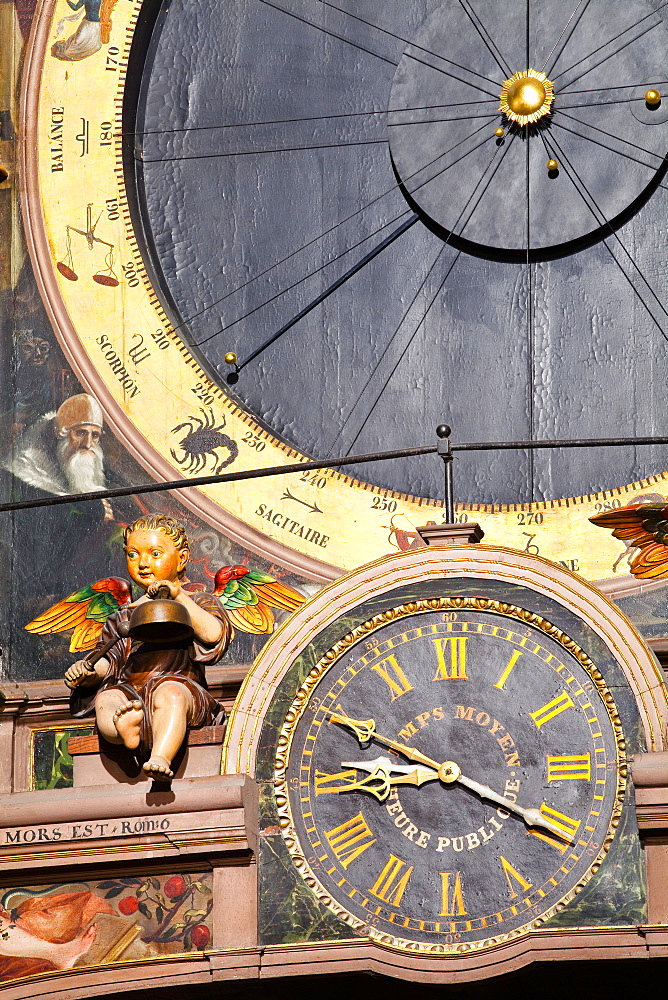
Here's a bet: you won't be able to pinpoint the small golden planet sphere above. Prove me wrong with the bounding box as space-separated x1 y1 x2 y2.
507 77 546 116
224 352 238 365
645 88 661 106
494 127 505 137
547 158 559 171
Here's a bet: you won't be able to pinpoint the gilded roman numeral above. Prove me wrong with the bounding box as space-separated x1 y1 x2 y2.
371 654 413 701
527 804 581 853
529 691 574 729
546 754 591 782
315 769 359 795
499 856 533 899
324 813 376 868
494 649 523 690
370 854 413 906
439 871 467 916
432 637 468 680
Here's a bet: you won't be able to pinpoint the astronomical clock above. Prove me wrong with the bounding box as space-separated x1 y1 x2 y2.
5 1 668 992
22 0 668 583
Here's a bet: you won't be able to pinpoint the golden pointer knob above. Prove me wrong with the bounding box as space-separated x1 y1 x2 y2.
508 78 545 116
499 69 555 126
437 760 461 783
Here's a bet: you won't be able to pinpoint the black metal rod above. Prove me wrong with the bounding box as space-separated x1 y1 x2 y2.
1 434 667 514
436 424 455 521
236 214 419 370
452 434 668 452
0 444 436 513
444 459 454 521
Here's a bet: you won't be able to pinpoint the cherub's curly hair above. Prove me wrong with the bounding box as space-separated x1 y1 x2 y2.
124 515 190 574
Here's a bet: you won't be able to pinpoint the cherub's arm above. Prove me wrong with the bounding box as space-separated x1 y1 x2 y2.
178 593 223 644
64 610 129 689
64 656 108 689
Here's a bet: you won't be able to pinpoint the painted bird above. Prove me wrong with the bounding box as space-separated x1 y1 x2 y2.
25 577 132 652
210 565 305 634
590 502 668 578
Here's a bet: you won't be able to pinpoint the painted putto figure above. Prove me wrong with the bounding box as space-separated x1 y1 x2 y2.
65 514 230 780
52 0 117 62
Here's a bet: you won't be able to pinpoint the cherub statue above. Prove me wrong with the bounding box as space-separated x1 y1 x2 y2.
65 514 230 780
26 513 305 781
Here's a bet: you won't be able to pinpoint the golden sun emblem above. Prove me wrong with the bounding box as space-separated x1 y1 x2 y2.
499 69 555 126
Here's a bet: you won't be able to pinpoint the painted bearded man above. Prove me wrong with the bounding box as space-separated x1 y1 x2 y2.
4 393 107 498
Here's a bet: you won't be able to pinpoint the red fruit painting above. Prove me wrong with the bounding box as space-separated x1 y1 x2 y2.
118 895 139 915
163 876 187 899
190 924 210 949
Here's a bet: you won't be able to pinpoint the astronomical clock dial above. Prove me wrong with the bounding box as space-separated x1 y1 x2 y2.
274 597 625 953
26 0 668 578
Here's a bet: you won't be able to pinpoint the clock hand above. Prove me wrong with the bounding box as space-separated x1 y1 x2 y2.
328 711 460 779
345 755 566 837
342 756 439 780
454 774 566 837
322 756 440 802
341 756 440 800
329 711 568 839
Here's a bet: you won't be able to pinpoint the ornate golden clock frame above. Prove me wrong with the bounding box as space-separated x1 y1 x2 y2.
18 1 668 584
223 544 668 981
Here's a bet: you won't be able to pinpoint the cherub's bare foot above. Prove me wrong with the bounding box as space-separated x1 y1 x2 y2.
113 700 143 750
142 755 173 781
59 923 97 968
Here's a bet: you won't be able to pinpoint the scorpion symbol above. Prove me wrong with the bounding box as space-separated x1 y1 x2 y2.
171 408 239 474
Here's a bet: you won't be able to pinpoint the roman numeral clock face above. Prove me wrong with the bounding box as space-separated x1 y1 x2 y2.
274 598 625 954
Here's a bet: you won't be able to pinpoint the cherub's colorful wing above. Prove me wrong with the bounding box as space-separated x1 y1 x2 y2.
214 566 305 634
215 576 273 634
226 603 275 635
589 503 668 578
243 569 307 612
25 577 132 652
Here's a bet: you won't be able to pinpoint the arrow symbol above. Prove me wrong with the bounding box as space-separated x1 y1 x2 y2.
281 488 322 513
